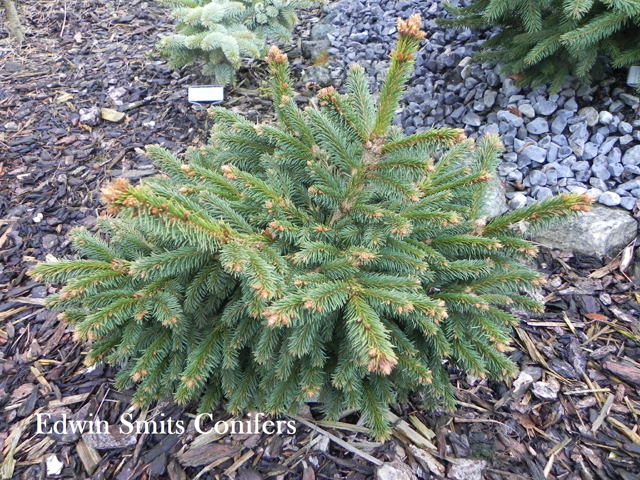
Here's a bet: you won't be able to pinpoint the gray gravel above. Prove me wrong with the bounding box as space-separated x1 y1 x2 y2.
313 0 640 210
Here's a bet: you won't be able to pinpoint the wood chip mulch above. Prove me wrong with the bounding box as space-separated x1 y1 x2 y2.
2 1 640 479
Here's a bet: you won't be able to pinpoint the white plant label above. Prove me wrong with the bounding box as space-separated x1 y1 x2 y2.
188 86 224 103
627 66 639 87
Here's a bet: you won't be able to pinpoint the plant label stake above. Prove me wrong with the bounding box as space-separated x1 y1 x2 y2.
188 86 224 110
628 66 639 88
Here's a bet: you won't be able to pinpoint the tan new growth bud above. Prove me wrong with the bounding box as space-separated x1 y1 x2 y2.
368 352 398 375
266 45 288 64
318 86 336 100
100 177 131 204
397 14 427 39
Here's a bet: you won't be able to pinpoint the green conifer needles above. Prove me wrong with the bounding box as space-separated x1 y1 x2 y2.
34 15 593 439
156 0 321 84
442 0 640 90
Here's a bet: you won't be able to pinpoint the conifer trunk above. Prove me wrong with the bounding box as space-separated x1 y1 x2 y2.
2 0 25 42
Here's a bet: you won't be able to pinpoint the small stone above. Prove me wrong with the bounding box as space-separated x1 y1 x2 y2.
576 85 592 97
448 459 487 480
591 163 611 181
599 191 621 206
512 372 534 396
551 163 574 178
558 146 573 158
625 165 640 175
42 234 59 251
79 106 101 126
575 170 591 183
376 462 415 480
599 137 618 155
619 93 640 107
507 169 523 182
509 193 527 209
569 124 589 155
608 163 624 177
461 111 481 127
620 134 634 145
532 379 560 401
497 110 523 128
590 132 605 146
598 111 614 125
498 162 518 176
503 78 521 97
582 142 598 160
619 179 640 191
610 100 625 113
458 56 473 67
564 97 578 112
623 145 640 166
350 31 368 42
450 106 465 121
533 101 557 116
535 187 553 200
618 122 633 135
32 286 48 298
571 161 589 171
311 22 336 41
483 90 497 108
4 121 18 131
547 143 559 163
578 107 599 127
521 145 547 163
620 197 637 210
609 147 622 163
528 170 547 186
551 116 567 135
526 118 549 135
518 104 535 118
546 169 558 185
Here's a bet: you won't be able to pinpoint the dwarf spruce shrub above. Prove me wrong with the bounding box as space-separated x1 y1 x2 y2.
34 15 593 439
157 0 321 84
441 0 640 91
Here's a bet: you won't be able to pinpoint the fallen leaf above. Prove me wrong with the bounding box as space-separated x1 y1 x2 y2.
56 135 77 145
56 92 73 103
619 241 635 272
100 108 125 123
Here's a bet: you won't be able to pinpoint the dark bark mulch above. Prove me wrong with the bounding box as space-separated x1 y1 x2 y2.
2 1 640 479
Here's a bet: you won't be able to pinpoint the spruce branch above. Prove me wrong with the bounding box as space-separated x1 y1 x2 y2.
33 16 593 440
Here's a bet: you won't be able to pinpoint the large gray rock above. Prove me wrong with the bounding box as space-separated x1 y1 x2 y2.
531 204 637 259
482 177 508 218
301 66 332 86
301 40 330 62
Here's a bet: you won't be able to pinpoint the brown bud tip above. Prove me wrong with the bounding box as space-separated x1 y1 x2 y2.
100 177 131 204
266 45 288 64
318 86 336 100
397 14 427 40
